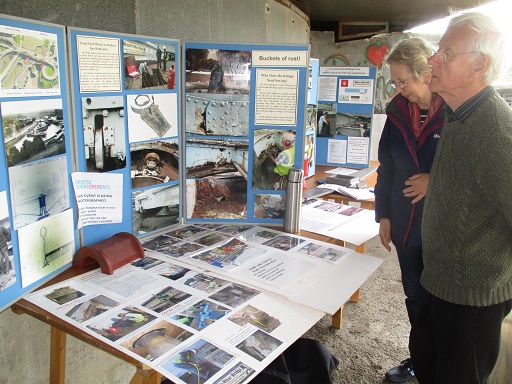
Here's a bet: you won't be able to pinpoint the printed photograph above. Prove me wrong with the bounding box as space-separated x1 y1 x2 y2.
0 24 60 96
252 129 296 190
186 179 247 219
123 40 176 91
87 306 157 342
18 209 74 287
185 48 251 94
254 194 285 219
236 329 282 362
0 192 15 292
209 283 260 308
181 273 230 293
81 96 126 172
127 93 178 142
8 155 70 230
185 93 249 136
65 295 120 323
141 286 192 313
132 184 179 236
45 285 85 305
120 320 193 361
262 235 305 251
229 305 281 332
160 338 234 384
2 98 66 167
186 137 248 179
130 139 179 189
172 299 230 331
191 238 263 271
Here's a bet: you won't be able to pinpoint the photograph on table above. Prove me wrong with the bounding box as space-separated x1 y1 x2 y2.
141 286 193 314
181 272 231 293
235 328 282 362
127 93 178 142
65 295 120 323
190 238 263 271
86 306 157 342
186 137 248 179
208 283 260 308
262 234 305 251
185 48 251 94
123 39 175 91
252 129 296 190
229 304 281 332
160 338 235 384
130 139 179 189
120 319 193 361
171 299 230 331
81 96 126 172
2 98 66 167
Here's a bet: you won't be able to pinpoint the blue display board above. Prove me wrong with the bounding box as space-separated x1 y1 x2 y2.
315 66 376 168
183 42 309 225
0 15 309 311
0 15 77 312
67 28 181 246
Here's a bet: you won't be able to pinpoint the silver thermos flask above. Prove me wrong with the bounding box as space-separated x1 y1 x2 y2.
284 168 303 233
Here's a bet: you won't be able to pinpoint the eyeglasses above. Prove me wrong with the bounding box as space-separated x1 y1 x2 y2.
432 50 478 64
390 75 414 89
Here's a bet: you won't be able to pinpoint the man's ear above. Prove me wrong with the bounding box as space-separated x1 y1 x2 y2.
474 54 490 75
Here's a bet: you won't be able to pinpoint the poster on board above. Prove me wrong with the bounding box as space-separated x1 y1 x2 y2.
183 43 309 224
0 14 76 312
315 66 376 169
68 28 181 245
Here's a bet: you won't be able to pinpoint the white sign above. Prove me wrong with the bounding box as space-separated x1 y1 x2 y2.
71 172 123 228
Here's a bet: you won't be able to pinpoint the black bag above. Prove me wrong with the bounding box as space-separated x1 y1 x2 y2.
251 338 339 384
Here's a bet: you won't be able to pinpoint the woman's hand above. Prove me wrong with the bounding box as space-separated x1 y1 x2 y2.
403 173 430 204
379 218 392 252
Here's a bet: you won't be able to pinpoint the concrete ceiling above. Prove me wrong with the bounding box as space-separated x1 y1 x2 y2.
295 0 496 33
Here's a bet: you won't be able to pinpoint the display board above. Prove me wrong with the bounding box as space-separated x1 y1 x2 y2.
183 42 309 225
67 28 181 246
0 14 311 311
305 58 319 178
315 66 376 168
0 15 78 312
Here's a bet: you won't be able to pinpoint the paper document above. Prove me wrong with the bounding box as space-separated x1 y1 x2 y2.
318 184 374 200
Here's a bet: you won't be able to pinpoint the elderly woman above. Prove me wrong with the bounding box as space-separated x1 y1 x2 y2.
374 37 446 383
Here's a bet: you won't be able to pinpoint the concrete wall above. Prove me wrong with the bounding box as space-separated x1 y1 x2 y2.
0 1 310 383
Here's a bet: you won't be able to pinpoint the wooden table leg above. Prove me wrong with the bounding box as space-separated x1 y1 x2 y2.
50 326 66 384
331 306 343 328
332 242 366 328
129 367 162 384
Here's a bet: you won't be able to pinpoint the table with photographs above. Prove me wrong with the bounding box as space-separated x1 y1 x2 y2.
12 223 381 384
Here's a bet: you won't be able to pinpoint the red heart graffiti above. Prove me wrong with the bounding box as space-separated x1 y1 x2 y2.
366 44 389 67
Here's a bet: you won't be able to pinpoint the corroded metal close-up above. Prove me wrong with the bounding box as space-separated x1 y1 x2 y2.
186 94 249 136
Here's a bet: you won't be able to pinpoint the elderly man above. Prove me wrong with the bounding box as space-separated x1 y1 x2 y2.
409 12 512 384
